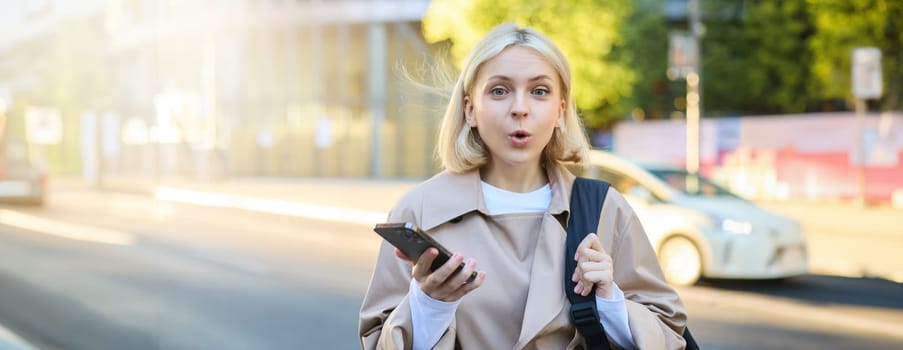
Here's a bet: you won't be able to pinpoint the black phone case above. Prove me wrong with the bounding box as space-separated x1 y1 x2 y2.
373 222 477 282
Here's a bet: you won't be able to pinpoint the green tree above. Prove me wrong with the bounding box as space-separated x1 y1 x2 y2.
702 0 815 116
422 0 664 128
615 0 670 122
809 0 903 110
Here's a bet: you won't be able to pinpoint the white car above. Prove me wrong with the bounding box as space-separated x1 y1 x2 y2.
580 150 808 286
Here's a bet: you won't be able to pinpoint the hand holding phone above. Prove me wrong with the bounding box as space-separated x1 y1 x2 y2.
373 222 478 283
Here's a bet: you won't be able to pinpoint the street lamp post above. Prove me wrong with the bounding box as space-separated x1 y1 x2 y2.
685 0 703 193
851 47 883 206
368 23 387 178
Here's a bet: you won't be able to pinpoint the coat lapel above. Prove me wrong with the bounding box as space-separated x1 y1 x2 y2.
513 166 576 349
420 170 487 231
513 213 567 349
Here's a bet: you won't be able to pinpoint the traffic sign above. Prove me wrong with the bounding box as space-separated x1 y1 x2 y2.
852 47 882 99
668 32 697 80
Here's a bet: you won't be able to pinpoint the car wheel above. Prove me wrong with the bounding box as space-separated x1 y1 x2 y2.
659 236 702 286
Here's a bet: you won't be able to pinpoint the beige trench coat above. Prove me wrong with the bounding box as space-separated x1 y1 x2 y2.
359 165 687 349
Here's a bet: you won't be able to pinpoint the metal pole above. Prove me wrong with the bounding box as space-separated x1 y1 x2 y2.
850 47 882 206
855 98 866 205
686 72 700 175
368 23 386 178
338 23 350 177
285 5 300 176
202 35 218 180
312 22 324 177
686 0 703 193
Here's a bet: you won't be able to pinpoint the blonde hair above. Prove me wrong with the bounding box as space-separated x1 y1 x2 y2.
436 23 590 173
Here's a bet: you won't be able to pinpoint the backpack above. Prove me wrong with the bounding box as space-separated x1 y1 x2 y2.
566 177 700 350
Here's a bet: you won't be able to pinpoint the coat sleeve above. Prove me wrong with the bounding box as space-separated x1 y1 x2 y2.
602 190 688 349
358 190 460 350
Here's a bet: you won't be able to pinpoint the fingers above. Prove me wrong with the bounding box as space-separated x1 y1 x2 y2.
410 248 439 280
572 233 614 297
416 252 487 302
579 260 613 283
396 247 486 301
394 248 413 262
422 253 465 288
444 271 487 300
574 233 603 260
442 258 486 300
573 233 600 295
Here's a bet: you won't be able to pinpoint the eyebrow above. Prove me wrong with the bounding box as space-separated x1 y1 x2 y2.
486 75 554 82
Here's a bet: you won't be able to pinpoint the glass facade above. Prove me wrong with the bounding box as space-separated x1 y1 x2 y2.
104 0 440 179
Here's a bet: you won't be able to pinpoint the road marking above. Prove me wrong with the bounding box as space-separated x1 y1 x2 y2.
154 187 387 225
0 209 134 246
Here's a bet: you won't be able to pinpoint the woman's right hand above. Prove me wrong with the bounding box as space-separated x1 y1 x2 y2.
395 248 487 302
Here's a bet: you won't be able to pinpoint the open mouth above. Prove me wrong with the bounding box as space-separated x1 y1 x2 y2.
510 130 531 140
508 130 531 147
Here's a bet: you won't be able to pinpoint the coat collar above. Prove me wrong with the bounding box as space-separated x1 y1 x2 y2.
419 164 577 231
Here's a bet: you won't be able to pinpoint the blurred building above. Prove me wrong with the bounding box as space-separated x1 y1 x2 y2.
0 0 108 174
105 0 439 179
1 0 441 180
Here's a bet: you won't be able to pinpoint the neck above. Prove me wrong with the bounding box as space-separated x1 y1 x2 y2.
480 160 549 193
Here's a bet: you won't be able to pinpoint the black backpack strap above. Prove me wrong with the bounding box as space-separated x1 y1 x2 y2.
683 328 700 349
565 177 612 350
568 178 702 349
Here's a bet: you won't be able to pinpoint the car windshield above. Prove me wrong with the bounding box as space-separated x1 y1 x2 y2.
647 169 740 198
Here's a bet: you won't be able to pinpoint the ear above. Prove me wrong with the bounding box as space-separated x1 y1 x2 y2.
558 99 566 127
464 95 477 127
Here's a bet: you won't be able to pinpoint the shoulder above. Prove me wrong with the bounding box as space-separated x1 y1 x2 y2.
574 177 636 216
387 170 475 225
391 171 461 208
603 187 634 213
597 185 640 232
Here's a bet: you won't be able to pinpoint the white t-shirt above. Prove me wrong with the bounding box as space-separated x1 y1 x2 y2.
480 181 552 214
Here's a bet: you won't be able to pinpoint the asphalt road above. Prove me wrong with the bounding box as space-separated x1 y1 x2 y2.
0 187 375 350
683 277 903 349
0 183 899 349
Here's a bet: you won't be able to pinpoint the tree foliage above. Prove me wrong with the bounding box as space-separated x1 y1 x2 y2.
615 0 670 122
422 0 666 128
703 0 902 114
421 0 903 127
702 0 815 116
808 0 903 110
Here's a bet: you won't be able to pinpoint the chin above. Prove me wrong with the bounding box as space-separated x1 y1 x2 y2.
498 152 542 167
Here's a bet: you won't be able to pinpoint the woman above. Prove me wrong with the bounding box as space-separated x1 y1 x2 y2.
359 23 687 349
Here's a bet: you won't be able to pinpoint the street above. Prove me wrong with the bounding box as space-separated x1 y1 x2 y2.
0 180 900 349
0 184 376 350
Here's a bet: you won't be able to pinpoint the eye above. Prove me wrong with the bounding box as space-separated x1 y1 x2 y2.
532 87 550 96
489 87 508 96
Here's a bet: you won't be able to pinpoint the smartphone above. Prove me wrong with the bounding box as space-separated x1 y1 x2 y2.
373 222 477 283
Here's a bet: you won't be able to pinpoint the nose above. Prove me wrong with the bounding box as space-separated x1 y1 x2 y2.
510 92 528 119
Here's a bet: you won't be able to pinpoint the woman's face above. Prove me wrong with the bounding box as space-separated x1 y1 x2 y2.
464 46 565 170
